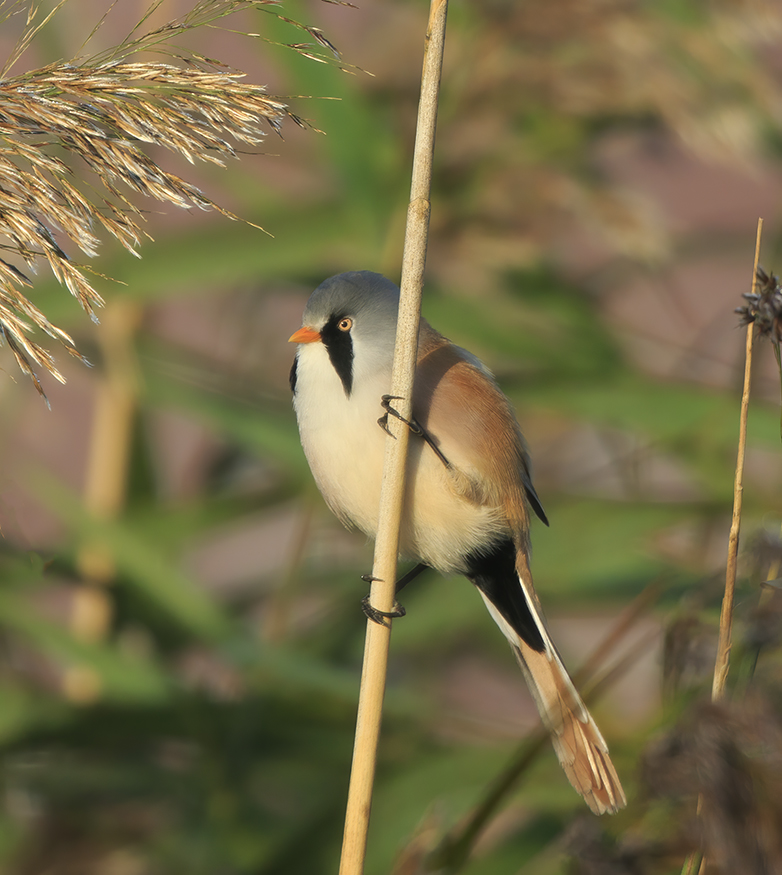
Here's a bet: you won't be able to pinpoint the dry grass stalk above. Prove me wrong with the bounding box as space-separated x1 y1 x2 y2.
337 2 448 874
680 218 764 875
712 218 763 701
0 0 341 402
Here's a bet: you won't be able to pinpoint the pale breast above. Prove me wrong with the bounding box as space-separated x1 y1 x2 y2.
292 340 511 574
293 344 388 535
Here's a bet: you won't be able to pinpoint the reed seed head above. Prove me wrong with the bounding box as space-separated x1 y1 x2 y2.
736 266 782 344
0 0 338 402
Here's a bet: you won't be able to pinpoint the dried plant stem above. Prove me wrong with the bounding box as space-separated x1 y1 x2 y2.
337 3 448 874
712 218 762 701
680 219 763 875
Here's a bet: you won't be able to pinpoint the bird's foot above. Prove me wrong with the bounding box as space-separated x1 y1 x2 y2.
361 593 406 627
377 395 451 469
377 395 405 437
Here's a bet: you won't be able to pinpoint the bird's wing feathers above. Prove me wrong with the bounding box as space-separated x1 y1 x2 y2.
413 325 534 535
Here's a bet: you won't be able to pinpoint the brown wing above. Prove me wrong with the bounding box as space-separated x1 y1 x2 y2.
413 323 534 543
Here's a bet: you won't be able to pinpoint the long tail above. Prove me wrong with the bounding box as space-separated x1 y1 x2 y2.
467 542 626 815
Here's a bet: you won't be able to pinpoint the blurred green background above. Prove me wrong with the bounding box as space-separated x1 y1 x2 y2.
1 1 782 873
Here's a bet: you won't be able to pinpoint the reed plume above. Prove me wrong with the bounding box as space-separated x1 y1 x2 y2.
0 0 338 401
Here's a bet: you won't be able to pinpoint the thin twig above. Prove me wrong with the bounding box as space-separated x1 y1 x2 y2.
680 218 763 875
337 3 448 874
712 218 762 701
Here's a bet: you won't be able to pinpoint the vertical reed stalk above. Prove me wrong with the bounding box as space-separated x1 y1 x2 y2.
337 3 449 873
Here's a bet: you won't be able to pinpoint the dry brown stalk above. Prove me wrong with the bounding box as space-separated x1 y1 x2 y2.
680 218 764 875
0 0 340 402
712 218 763 701
338 2 448 874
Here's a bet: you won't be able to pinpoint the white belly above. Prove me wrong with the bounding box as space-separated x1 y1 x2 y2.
293 347 506 573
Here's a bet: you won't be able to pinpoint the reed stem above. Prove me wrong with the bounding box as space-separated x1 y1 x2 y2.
337 3 449 873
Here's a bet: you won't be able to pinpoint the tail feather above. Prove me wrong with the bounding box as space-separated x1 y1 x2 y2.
478 586 627 815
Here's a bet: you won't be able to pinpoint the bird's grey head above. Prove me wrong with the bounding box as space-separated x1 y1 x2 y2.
296 271 400 397
302 271 400 333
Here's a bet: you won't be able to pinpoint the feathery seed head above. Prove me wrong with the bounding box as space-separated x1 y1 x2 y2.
0 0 339 401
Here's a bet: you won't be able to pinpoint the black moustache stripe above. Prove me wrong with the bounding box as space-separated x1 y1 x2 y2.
320 315 354 396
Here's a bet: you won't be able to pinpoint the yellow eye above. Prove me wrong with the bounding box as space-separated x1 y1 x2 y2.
337 317 352 332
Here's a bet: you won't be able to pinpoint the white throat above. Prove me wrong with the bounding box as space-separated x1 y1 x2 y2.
292 339 391 536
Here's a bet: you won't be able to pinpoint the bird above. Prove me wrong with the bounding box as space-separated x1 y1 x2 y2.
288 270 626 815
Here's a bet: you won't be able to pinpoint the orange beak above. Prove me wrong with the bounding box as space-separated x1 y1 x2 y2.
288 326 321 344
